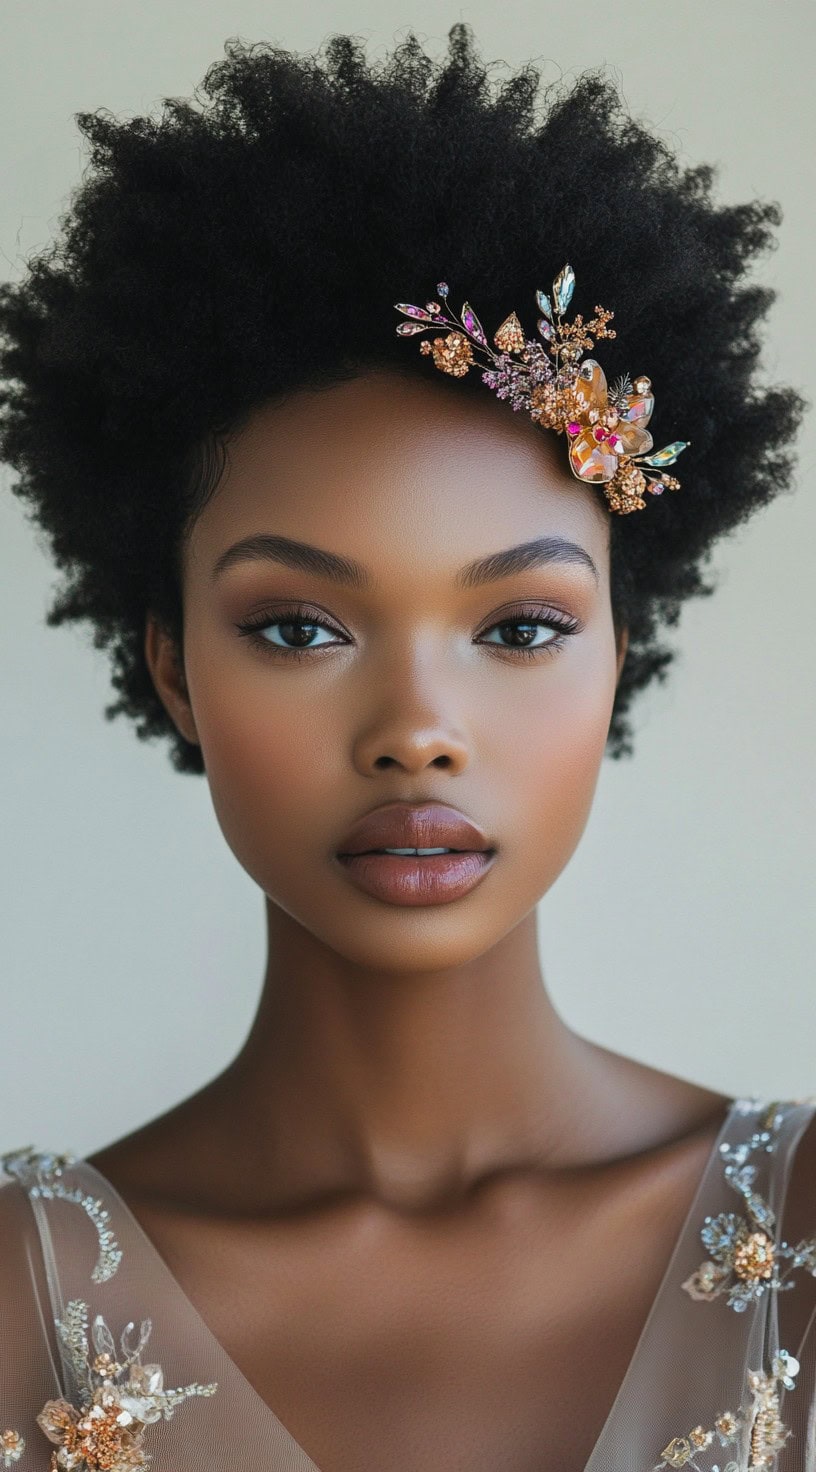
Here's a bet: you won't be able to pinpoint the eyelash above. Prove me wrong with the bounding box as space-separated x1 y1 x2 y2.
235 603 581 662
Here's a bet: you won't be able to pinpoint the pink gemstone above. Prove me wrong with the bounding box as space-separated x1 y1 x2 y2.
593 426 608 441
607 433 621 449
567 422 581 436
649 482 665 495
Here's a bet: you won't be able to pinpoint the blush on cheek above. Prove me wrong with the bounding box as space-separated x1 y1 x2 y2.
517 669 617 887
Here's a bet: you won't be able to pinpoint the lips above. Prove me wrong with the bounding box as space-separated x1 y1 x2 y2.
335 802 493 857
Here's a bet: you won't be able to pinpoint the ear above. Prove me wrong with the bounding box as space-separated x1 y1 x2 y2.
615 623 629 685
144 612 200 747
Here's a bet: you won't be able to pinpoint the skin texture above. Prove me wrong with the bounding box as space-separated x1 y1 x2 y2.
87 368 737 1471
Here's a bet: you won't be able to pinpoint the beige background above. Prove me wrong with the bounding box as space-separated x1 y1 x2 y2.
1 0 813 1159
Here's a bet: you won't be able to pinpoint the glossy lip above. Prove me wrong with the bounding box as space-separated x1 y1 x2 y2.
334 801 496 908
335 849 496 906
335 801 493 857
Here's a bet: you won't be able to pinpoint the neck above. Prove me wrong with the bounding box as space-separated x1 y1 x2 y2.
189 899 721 1213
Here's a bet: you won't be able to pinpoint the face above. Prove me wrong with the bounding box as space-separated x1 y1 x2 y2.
146 369 627 974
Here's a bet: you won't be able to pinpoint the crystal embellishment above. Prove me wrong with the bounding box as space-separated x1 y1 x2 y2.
654 1352 800 1472
1 1148 122 1283
37 1300 217 1470
395 263 689 514
2 1146 219 1468
652 1100 816 1472
552 262 575 315
681 1104 816 1313
0 1430 25 1466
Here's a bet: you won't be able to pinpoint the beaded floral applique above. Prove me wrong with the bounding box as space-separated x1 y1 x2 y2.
655 1349 799 1471
0 1429 25 1466
37 1299 217 1470
1 1146 218 1469
682 1104 816 1312
653 1099 816 1472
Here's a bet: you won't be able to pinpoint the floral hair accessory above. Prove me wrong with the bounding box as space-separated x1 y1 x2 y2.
394 264 689 515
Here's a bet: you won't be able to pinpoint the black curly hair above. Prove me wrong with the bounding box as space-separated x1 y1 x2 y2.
0 24 805 775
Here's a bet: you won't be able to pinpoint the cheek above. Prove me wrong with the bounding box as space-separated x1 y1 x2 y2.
486 631 617 877
184 644 339 876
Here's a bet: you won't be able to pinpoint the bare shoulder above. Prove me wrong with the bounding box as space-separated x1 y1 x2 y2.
781 1105 816 1233
0 1173 54 1364
0 1172 40 1281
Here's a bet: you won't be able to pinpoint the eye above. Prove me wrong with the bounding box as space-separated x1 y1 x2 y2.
235 605 347 658
476 605 580 659
235 602 581 662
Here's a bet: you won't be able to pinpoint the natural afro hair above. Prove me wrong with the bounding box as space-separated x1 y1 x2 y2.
0 23 806 774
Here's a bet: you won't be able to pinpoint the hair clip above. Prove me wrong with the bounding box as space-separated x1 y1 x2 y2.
394 265 689 515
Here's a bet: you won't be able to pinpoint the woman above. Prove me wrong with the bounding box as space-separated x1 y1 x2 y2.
0 24 812 1472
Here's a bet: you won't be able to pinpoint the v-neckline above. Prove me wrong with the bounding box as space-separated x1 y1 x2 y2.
75 1098 741 1472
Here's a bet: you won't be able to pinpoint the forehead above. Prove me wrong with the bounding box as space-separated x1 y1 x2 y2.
184 369 610 589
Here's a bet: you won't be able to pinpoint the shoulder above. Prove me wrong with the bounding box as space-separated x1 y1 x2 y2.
780 1104 816 1234
0 1166 42 1291
0 1161 61 1455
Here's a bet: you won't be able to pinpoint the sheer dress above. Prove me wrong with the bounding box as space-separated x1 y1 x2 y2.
2 1097 816 1471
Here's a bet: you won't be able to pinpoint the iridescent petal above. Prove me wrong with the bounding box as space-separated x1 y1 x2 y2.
537 318 555 342
614 422 653 457
619 389 655 429
460 303 487 347
572 358 608 416
535 289 553 319
568 426 618 483
393 303 437 320
552 263 575 316
640 441 689 467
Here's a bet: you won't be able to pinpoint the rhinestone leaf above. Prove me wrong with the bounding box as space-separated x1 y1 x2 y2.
396 321 431 336
535 289 553 319
394 303 437 320
537 317 555 342
552 263 575 316
641 440 689 466
461 303 487 347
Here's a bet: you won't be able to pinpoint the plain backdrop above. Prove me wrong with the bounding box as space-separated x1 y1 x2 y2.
1 0 814 1159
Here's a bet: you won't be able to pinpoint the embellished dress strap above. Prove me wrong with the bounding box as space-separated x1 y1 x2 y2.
585 1096 816 1472
0 1148 122 1406
0 1146 326 1470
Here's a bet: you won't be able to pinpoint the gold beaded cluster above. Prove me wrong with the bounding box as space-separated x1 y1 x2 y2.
395 263 689 515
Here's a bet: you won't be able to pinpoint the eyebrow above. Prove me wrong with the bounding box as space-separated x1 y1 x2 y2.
211 531 599 589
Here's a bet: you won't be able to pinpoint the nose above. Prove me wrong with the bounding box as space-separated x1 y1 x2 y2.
351 691 470 776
